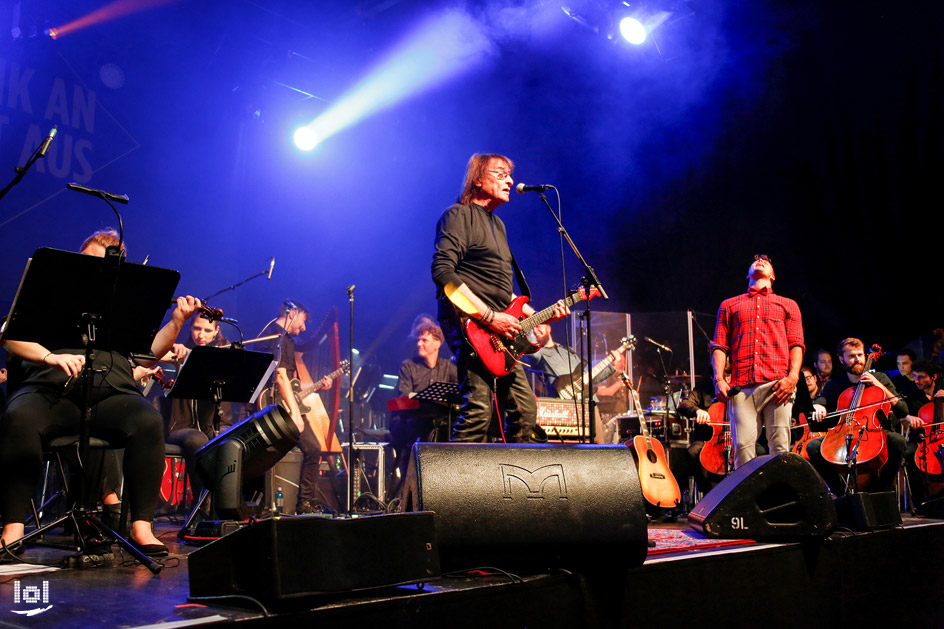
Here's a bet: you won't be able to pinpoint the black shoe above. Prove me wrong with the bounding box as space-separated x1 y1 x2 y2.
296 500 336 516
130 539 169 557
0 542 25 563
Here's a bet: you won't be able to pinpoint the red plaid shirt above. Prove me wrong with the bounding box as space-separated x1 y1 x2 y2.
711 287 805 388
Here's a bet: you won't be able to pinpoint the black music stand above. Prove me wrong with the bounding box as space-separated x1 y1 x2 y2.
169 346 276 533
0 247 180 574
167 345 276 436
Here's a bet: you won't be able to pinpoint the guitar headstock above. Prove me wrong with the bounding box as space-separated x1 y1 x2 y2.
619 336 637 352
575 286 602 302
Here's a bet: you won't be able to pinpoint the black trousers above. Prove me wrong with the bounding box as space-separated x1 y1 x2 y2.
806 430 906 494
441 316 537 443
0 386 164 523
295 420 322 509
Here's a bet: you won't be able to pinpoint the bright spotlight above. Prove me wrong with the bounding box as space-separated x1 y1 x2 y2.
619 17 647 45
293 126 318 151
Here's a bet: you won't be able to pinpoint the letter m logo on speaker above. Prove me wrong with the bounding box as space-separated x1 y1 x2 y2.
499 464 568 500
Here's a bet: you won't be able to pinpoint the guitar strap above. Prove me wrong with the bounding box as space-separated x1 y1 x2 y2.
510 252 531 301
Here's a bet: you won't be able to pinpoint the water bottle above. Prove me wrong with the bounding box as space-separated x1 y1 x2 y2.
275 486 284 515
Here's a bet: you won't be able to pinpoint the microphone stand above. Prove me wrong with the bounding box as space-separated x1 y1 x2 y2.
202 257 275 303
346 284 356 515
534 187 608 443
0 127 56 203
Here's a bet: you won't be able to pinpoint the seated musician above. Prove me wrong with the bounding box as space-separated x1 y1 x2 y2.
0 229 201 557
162 315 232 504
390 321 458 483
903 360 943 508
256 301 334 514
807 337 910 494
525 323 620 444
891 349 919 398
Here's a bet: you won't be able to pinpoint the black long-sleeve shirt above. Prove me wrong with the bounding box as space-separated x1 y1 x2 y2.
431 203 515 313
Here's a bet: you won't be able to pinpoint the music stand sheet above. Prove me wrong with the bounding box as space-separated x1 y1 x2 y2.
413 381 459 404
168 345 276 405
1 247 180 356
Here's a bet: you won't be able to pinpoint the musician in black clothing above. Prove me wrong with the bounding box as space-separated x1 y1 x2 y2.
432 153 569 443
903 360 941 507
256 301 334 514
163 315 231 501
391 321 458 483
0 230 201 556
807 337 909 494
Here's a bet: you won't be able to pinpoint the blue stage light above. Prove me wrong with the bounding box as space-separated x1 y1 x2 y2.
295 9 491 148
293 126 318 151
619 17 647 45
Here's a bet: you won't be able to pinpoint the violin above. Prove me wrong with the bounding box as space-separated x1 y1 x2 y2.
699 401 733 476
914 396 944 477
819 344 889 489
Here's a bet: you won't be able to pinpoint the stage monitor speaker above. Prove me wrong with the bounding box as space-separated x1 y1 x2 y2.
188 512 440 605
688 452 837 540
399 443 648 570
834 490 901 531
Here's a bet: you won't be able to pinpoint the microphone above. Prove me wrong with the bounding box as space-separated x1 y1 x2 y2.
38 126 57 158
283 299 297 311
515 183 552 194
644 337 672 352
727 386 741 397
66 182 129 205
267 257 275 280
346 284 356 296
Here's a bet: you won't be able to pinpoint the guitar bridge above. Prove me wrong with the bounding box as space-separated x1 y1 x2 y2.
490 335 506 353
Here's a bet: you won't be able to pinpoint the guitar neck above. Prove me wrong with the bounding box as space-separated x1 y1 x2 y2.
296 362 348 399
520 291 583 334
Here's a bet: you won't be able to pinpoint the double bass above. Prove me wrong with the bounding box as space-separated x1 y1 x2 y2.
819 344 889 490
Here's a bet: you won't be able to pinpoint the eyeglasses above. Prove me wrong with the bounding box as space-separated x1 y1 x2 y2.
754 254 772 263
487 169 512 180
803 374 817 382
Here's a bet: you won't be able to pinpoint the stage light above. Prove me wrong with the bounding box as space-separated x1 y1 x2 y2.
293 126 319 151
619 17 647 44
295 8 492 148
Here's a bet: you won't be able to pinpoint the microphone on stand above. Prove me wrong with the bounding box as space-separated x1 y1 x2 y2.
38 126 57 158
346 284 356 296
515 182 553 193
644 337 672 352
267 258 275 280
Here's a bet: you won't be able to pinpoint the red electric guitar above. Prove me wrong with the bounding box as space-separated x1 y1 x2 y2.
464 287 600 378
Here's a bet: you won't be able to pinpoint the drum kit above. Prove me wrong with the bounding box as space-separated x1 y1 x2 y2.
614 375 693 446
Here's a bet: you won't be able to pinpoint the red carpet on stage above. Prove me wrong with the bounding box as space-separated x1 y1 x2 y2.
646 527 754 555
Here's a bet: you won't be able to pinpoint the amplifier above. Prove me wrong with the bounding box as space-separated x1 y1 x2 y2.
536 397 590 439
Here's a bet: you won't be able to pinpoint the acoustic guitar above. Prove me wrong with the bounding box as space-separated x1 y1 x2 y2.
621 373 681 508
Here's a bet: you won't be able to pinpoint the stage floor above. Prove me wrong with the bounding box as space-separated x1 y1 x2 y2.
2 514 942 628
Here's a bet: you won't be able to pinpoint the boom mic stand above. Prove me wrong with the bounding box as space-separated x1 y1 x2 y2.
532 187 609 443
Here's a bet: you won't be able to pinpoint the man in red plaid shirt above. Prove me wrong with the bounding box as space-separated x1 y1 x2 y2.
711 255 804 469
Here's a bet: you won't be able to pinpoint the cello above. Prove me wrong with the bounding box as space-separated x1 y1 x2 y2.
914 395 944 495
819 344 889 491
699 402 733 477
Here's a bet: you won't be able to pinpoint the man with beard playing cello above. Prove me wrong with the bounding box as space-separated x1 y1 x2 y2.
807 337 910 494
